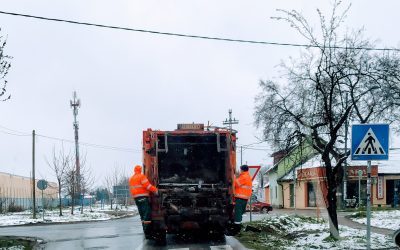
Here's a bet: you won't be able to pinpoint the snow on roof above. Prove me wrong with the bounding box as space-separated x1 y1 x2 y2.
279 149 400 181
299 155 324 169
372 149 400 174
279 155 323 181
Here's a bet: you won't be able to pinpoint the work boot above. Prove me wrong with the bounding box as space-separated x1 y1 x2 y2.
235 223 242 234
226 223 241 236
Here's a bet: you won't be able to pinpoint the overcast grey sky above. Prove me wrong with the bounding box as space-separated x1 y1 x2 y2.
0 0 399 186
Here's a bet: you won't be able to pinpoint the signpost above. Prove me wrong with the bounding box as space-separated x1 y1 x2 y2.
351 124 389 250
37 179 48 221
358 170 363 207
247 166 261 222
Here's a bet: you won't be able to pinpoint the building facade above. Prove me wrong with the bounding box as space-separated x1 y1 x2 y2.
269 149 400 209
266 140 317 208
0 172 58 211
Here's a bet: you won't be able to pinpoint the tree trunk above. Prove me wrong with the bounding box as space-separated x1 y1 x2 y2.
58 183 62 216
326 167 339 238
81 191 84 214
71 188 74 215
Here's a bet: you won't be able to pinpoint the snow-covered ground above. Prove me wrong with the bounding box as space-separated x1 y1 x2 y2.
350 209 400 230
0 204 138 227
237 214 396 249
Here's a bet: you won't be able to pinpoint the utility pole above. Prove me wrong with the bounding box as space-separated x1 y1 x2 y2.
223 109 239 133
32 130 36 219
240 146 243 165
70 91 81 200
223 109 240 168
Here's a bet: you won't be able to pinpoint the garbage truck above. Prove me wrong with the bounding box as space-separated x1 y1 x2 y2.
142 123 237 241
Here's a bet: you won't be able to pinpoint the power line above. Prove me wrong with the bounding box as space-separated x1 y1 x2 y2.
36 134 141 153
241 146 270 151
0 10 398 52
0 124 31 136
0 129 30 137
237 141 269 147
0 124 141 153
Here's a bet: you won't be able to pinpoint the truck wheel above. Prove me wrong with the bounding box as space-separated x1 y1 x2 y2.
261 207 269 214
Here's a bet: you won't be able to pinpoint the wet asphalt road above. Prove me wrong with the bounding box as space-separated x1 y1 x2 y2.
0 215 249 250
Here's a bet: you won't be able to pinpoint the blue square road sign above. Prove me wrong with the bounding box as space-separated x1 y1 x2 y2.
351 124 389 161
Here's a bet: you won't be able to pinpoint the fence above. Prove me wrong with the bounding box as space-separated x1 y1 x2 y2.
0 197 59 213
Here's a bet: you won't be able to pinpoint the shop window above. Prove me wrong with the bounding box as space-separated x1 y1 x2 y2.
307 182 316 207
290 183 294 207
347 180 367 206
387 180 400 207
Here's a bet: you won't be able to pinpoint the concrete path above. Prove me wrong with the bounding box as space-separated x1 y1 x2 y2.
269 208 396 236
337 212 395 236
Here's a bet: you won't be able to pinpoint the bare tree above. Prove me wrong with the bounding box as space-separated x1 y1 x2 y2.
255 0 400 238
64 165 77 215
117 168 130 207
79 158 94 213
0 30 11 101
46 146 71 216
103 164 125 210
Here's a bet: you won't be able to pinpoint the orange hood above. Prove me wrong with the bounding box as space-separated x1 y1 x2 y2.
134 165 142 174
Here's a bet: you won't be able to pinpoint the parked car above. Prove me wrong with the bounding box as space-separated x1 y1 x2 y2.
247 200 273 213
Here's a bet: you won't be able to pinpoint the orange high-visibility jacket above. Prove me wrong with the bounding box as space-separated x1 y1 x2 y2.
234 171 252 200
129 165 158 198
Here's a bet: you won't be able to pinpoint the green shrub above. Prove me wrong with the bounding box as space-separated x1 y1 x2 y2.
8 203 23 213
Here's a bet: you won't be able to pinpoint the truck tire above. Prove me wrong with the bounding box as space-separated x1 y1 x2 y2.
261 207 269 214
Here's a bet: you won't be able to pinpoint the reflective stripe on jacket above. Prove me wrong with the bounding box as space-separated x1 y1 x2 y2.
234 171 252 200
129 172 157 199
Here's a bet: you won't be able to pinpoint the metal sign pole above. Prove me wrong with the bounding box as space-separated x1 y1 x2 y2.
249 197 252 222
42 189 44 221
366 160 371 250
358 170 362 208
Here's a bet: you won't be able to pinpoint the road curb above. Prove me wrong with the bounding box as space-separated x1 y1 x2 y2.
0 211 138 228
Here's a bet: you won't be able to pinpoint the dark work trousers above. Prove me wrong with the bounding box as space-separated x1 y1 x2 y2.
234 198 248 224
135 196 152 234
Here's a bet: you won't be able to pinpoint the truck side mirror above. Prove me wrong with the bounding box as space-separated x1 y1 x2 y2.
394 229 400 248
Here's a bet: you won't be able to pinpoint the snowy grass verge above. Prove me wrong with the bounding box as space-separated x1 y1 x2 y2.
0 236 43 250
349 209 400 230
235 214 396 249
0 205 138 227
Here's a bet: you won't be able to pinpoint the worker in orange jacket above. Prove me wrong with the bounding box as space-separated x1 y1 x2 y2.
233 165 252 229
129 165 158 237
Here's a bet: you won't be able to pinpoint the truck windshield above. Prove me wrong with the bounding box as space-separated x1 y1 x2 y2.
158 134 228 184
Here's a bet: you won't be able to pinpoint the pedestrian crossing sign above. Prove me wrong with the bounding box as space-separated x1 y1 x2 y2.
351 124 389 161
